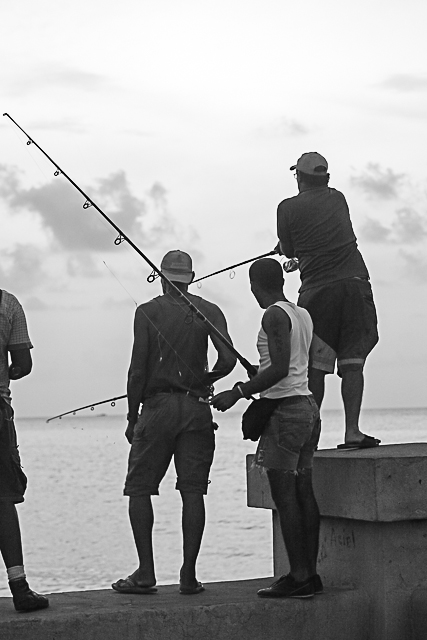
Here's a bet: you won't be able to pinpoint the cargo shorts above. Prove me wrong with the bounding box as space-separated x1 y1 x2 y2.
124 392 216 496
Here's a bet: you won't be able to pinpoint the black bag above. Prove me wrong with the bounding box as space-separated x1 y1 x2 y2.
241 397 283 441
0 397 28 498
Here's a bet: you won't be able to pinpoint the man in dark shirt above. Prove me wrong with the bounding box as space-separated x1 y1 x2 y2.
112 250 236 595
277 153 379 448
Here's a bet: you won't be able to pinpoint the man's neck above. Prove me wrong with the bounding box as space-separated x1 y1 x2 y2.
261 292 288 308
162 283 189 298
298 183 327 193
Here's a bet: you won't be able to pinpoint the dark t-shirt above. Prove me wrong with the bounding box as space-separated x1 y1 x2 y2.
277 187 369 291
137 294 217 399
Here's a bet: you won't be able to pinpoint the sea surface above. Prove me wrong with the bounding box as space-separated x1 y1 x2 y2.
1 406 426 596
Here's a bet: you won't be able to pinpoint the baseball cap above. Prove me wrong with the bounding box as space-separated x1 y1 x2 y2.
290 152 328 175
160 250 194 284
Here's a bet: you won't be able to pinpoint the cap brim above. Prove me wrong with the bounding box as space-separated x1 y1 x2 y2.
289 164 297 171
161 270 193 284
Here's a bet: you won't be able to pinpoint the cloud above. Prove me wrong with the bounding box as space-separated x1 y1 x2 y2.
398 250 427 283
0 164 204 295
66 254 101 278
5 64 110 98
0 244 45 294
393 207 427 244
361 207 427 245
24 296 49 311
256 117 309 138
379 74 427 93
0 165 185 252
351 163 406 200
361 218 393 243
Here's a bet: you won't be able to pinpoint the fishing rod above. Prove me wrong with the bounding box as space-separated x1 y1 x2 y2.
4 113 257 378
145 249 279 284
193 250 278 283
46 394 126 423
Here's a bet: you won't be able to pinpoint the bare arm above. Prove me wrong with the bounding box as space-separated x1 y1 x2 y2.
9 347 32 380
126 308 149 442
206 304 237 384
211 306 291 411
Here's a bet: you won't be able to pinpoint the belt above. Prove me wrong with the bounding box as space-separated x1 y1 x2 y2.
146 389 210 404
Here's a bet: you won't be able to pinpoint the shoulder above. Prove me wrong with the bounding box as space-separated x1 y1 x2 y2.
1 290 22 308
189 295 226 323
0 290 26 319
135 297 161 319
277 194 300 213
262 304 291 331
328 187 347 203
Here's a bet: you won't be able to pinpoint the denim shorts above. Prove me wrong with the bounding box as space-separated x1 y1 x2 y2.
124 392 215 496
298 278 379 374
0 399 27 503
254 395 320 471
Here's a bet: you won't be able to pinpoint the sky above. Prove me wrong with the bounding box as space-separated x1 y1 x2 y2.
1 0 427 418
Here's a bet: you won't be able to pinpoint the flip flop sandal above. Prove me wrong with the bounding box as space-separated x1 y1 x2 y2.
112 577 157 594
179 581 205 595
337 435 381 450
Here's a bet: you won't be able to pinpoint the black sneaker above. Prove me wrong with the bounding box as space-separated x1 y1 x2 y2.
257 574 314 599
312 574 324 594
9 578 49 612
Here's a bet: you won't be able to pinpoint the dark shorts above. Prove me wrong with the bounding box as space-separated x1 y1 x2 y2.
255 395 320 471
298 278 379 375
124 392 215 496
0 399 27 503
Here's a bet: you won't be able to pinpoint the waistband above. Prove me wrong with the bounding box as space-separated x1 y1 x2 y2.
145 389 210 404
263 394 313 406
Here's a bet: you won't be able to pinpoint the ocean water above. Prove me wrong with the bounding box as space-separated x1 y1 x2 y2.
0 406 426 596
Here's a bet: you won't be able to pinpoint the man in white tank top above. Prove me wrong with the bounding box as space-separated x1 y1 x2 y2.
212 258 321 599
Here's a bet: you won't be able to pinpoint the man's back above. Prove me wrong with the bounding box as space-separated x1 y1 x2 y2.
137 293 221 400
277 187 369 290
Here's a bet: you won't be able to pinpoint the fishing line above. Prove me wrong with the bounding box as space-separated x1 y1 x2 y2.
102 261 138 307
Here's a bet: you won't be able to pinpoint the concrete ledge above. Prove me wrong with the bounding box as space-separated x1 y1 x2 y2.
410 587 427 640
0 579 370 640
247 444 427 521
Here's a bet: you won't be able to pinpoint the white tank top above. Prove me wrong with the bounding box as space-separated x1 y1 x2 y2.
257 301 312 399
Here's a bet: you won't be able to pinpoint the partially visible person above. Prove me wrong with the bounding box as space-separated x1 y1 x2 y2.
212 258 321 599
277 152 379 449
112 250 236 596
0 289 49 612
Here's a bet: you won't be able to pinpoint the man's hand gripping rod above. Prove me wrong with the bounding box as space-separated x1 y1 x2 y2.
3 113 257 378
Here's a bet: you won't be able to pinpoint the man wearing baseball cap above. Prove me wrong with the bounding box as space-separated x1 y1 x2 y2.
277 153 379 449
113 250 236 596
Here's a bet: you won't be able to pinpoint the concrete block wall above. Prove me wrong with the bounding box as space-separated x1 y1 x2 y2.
247 444 427 640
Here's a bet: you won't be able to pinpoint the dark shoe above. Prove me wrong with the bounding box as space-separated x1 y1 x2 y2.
312 574 323 594
9 578 49 612
257 574 314 599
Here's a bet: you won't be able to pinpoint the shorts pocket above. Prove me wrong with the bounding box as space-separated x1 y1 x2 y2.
276 418 312 453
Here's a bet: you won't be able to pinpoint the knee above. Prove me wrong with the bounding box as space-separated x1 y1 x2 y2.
267 469 298 506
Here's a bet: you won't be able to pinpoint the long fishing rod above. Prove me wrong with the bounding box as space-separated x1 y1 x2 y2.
148 250 278 284
46 394 126 423
4 113 257 377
